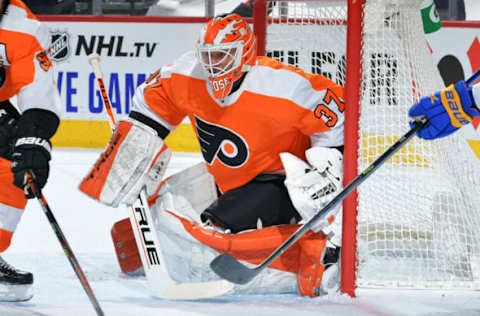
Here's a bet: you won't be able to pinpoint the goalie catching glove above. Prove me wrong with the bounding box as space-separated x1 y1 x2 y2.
79 116 171 207
409 81 480 140
281 147 343 236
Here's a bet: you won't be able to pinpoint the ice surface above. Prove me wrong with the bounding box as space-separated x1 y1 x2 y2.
1 148 480 315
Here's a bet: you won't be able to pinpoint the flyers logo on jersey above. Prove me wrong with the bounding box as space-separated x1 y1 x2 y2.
195 116 249 168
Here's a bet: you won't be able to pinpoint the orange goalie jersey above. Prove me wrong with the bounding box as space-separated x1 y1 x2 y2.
132 52 345 193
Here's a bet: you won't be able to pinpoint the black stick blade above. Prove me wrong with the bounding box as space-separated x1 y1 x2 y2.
210 254 260 285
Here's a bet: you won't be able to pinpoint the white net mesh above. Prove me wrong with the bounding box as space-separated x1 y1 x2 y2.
261 0 480 289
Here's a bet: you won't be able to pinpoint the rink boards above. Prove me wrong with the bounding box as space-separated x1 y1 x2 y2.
35 16 480 154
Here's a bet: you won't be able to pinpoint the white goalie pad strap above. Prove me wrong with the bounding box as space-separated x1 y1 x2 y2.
101 117 171 207
281 147 343 239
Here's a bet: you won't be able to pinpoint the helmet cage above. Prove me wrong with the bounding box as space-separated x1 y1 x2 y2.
197 41 244 79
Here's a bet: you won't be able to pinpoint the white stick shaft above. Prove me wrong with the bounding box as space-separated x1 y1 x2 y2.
87 53 116 129
88 53 103 79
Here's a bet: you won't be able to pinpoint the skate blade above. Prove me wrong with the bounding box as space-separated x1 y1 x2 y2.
0 283 33 302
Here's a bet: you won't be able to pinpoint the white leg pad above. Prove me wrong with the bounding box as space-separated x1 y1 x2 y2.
156 162 217 220
150 191 297 295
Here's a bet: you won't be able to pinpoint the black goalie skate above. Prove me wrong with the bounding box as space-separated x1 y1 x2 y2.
0 256 33 301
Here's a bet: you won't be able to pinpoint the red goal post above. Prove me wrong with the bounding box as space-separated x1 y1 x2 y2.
253 0 362 297
253 0 480 297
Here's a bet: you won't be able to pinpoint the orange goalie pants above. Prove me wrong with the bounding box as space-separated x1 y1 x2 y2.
0 158 27 252
171 212 328 297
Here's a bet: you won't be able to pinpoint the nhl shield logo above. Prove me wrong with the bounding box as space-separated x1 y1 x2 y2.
50 31 70 62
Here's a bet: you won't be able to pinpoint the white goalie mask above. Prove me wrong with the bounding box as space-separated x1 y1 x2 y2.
196 14 256 99
197 42 244 79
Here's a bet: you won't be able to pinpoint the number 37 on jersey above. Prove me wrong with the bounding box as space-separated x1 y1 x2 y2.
314 89 345 128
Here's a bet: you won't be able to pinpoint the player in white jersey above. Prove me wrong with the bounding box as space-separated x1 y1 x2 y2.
408 79 480 139
0 0 61 301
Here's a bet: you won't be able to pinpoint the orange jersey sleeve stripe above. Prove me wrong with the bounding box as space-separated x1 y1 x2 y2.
0 159 27 209
0 159 26 253
0 229 14 252
0 32 39 98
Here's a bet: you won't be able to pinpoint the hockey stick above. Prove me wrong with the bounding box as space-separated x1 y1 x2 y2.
88 53 117 129
27 174 104 316
88 54 233 299
210 69 480 285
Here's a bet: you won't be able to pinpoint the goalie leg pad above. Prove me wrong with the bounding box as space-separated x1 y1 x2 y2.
179 211 333 297
297 237 327 297
151 191 298 294
79 118 171 207
153 187 338 296
179 213 304 273
149 162 217 220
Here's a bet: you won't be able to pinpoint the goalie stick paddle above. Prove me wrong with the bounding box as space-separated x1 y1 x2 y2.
210 69 480 285
27 173 105 316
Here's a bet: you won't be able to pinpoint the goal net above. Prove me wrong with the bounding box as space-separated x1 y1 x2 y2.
253 0 480 295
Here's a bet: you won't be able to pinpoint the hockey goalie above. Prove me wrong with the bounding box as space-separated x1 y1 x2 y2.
80 13 344 298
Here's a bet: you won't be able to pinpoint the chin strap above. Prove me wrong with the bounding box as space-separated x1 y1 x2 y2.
229 72 248 95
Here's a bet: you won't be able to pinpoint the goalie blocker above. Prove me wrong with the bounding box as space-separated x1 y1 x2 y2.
79 111 172 207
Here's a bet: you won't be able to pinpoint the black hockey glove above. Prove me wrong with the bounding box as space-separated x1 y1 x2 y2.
0 100 20 159
0 113 17 159
11 109 59 198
